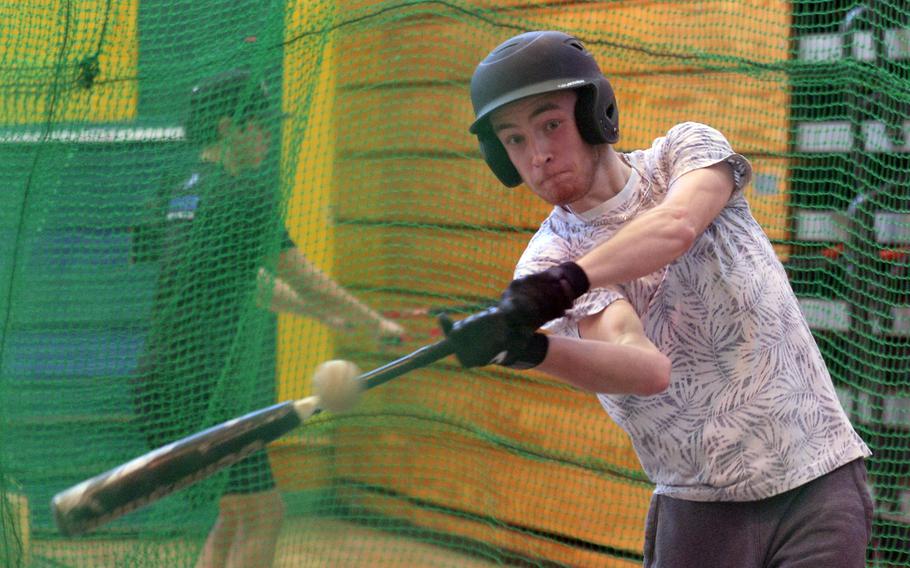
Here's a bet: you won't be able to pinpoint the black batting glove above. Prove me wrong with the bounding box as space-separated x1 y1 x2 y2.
500 261 590 329
438 308 549 369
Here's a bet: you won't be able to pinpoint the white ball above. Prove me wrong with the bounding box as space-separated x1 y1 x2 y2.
312 360 362 413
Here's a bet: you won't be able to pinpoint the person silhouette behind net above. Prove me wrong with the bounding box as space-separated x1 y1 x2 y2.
131 68 403 568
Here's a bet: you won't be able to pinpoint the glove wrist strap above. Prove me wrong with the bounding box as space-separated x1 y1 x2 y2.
505 332 549 370
558 261 590 299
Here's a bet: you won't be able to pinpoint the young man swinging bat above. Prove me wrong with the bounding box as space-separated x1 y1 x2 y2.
441 31 873 567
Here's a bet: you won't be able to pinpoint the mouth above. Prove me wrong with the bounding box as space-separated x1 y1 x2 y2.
540 170 572 186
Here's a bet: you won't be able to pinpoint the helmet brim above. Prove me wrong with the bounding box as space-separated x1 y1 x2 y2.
469 79 594 134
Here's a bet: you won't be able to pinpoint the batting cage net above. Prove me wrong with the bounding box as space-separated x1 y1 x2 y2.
1 1 908 566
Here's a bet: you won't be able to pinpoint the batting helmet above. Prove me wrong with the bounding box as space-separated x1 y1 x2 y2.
185 69 276 146
469 31 619 187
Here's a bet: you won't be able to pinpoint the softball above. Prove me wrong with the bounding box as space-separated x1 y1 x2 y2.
312 360 362 413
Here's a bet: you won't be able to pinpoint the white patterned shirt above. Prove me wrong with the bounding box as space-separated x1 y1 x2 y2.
516 122 871 501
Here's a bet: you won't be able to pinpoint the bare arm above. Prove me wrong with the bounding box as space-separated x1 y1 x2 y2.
535 300 670 396
260 248 404 338
256 268 351 331
576 162 735 288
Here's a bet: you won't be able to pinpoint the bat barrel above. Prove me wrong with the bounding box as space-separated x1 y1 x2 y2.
50 339 454 536
52 401 303 536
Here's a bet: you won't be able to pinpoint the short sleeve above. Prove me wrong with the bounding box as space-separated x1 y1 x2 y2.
515 219 628 338
543 286 627 338
662 122 752 195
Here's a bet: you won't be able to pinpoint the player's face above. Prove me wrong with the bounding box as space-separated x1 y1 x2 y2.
227 119 270 169
490 90 600 207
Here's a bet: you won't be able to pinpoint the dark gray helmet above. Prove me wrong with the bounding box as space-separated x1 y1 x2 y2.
185 69 275 146
469 31 619 187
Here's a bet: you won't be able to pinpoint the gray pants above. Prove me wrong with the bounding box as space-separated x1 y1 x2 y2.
643 459 873 568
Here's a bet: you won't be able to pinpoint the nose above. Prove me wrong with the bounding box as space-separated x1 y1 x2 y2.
529 135 552 168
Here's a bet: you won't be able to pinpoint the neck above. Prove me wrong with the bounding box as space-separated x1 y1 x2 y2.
567 145 631 213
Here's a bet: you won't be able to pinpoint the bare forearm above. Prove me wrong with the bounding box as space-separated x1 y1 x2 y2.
576 205 694 288
274 249 403 336
260 270 350 329
536 334 670 396
263 273 305 314
576 164 735 288
277 251 376 319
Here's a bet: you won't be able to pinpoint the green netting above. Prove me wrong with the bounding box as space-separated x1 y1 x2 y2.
0 1 908 567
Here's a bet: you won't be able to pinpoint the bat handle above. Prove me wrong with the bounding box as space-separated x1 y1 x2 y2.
359 338 454 391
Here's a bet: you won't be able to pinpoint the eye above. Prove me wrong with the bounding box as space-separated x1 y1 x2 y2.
545 119 562 132
501 133 524 146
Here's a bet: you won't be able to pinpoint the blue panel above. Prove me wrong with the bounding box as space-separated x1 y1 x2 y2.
2 330 145 377
4 375 139 416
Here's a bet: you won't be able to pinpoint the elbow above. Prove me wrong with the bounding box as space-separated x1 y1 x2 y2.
635 353 671 396
663 206 698 256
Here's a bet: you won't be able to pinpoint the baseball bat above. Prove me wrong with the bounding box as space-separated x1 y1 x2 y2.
52 337 454 537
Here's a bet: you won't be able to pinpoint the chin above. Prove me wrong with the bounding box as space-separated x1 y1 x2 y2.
541 185 581 207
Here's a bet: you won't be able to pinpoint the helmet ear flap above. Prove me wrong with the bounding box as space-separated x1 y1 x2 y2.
575 81 619 145
478 134 523 188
